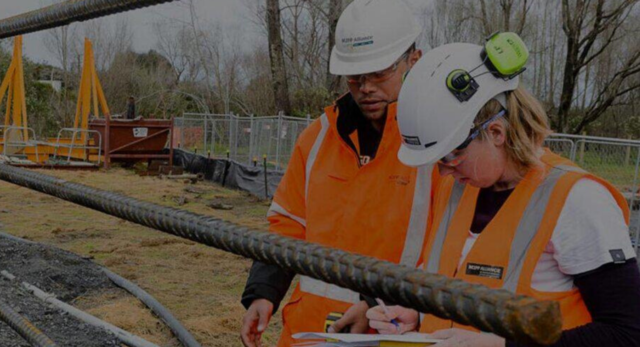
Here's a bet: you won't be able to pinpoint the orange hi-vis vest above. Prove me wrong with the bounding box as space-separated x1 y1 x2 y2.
268 99 436 346
419 152 629 333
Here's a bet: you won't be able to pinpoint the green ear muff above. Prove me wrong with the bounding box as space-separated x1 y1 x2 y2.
445 32 529 103
483 32 529 79
446 69 478 102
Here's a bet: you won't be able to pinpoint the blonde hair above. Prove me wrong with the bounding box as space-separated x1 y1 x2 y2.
474 86 551 175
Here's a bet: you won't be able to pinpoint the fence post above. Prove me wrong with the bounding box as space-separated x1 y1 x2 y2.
180 115 184 149
306 113 311 126
625 136 632 166
276 111 283 171
234 113 240 161
249 114 255 164
578 131 587 164
211 118 216 156
228 113 233 161
203 115 208 154
263 154 269 199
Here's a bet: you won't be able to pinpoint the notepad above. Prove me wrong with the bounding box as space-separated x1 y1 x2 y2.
292 332 442 347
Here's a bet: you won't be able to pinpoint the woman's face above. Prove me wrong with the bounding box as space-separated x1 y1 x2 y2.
437 122 508 188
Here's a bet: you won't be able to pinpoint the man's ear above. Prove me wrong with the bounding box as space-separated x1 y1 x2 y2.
487 121 506 146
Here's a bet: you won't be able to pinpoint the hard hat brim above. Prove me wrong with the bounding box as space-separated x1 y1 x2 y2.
398 144 438 167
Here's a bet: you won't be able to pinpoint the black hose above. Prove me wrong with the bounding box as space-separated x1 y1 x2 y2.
0 163 562 345
0 299 58 347
0 0 177 39
0 232 199 347
102 269 201 347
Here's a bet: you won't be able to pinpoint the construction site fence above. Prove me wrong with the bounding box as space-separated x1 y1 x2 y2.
173 114 640 253
545 133 640 253
174 113 311 173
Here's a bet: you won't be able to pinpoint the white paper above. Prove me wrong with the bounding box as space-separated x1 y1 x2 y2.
292 332 441 346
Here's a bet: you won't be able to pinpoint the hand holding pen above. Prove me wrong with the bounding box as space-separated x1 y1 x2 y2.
375 298 400 331
366 300 420 335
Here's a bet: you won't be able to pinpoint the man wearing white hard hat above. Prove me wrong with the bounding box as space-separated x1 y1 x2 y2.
239 1 436 346
367 33 640 346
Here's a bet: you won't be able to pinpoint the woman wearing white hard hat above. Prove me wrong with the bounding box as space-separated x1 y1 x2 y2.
367 33 640 346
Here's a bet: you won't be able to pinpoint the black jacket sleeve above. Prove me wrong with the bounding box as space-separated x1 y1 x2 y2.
241 261 296 314
506 258 640 347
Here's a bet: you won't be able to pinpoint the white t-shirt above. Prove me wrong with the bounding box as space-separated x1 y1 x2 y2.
458 178 636 292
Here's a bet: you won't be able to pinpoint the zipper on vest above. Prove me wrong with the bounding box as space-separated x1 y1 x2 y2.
340 140 362 168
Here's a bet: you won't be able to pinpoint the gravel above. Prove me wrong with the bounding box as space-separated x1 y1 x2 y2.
0 235 123 346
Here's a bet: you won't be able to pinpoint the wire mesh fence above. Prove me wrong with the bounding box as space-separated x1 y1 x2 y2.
545 134 640 253
174 113 311 172
173 114 640 253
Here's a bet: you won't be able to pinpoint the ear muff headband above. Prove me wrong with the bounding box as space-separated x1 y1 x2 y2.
446 32 529 102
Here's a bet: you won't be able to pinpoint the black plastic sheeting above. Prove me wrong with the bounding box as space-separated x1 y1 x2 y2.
172 149 282 199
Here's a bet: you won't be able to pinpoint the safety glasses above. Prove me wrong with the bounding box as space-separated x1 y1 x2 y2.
438 110 507 167
346 51 411 85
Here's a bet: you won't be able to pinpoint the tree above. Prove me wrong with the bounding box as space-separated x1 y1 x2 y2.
557 0 640 133
266 0 292 114
43 24 80 127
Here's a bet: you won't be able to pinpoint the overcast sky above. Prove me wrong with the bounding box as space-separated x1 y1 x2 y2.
0 0 253 66
0 0 429 67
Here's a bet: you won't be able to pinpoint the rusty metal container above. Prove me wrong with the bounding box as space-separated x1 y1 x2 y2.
89 117 174 168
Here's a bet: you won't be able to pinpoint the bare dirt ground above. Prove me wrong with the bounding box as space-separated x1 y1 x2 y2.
0 167 286 347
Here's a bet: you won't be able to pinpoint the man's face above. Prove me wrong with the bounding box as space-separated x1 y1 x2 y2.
346 50 422 122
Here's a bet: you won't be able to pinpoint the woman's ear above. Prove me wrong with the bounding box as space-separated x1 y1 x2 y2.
408 49 422 67
487 121 506 146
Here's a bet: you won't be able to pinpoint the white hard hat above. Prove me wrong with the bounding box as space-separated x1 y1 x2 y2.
397 43 521 167
330 0 422 76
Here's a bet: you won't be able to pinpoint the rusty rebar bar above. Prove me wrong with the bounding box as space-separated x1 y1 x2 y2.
0 0 177 39
0 164 562 345
0 299 58 347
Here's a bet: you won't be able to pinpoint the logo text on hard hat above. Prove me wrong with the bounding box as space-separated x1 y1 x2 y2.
402 135 421 146
343 36 374 48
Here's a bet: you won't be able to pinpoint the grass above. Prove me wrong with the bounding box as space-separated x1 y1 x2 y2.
575 151 640 190
0 166 285 347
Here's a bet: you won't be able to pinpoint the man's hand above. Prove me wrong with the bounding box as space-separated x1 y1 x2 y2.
432 328 505 347
328 301 370 333
366 305 419 335
241 299 274 347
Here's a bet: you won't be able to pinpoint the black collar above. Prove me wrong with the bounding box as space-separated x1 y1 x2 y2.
335 94 383 160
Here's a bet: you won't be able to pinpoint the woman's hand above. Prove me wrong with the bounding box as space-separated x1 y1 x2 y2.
432 328 505 347
328 300 370 333
366 305 419 335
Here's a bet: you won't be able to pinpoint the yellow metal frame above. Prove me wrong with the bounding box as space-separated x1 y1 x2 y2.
0 37 110 164
73 38 110 143
0 36 28 141
49 38 111 163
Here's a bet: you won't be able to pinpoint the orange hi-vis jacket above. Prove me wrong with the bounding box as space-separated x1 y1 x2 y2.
419 151 629 333
268 97 436 346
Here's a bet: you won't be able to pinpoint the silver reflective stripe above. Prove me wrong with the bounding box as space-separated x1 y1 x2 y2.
299 114 355 303
299 276 360 304
399 164 433 267
556 164 586 174
425 181 466 274
267 201 306 227
305 114 329 199
502 167 573 292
